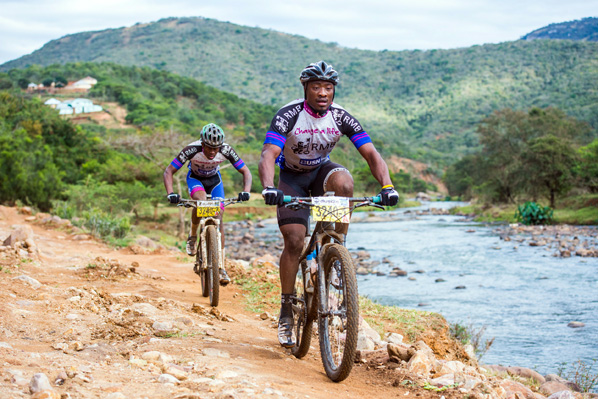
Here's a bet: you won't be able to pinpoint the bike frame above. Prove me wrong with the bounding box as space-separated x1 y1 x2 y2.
177 197 239 282
285 194 383 314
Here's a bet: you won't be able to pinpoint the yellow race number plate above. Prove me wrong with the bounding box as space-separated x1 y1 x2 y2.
311 197 350 223
196 201 221 217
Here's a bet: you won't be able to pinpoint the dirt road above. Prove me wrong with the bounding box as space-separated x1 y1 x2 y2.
2 205 462 399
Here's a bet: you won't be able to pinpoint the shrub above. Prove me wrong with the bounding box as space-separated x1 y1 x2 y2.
515 201 553 225
558 358 598 393
77 209 131 239
449 322 494 361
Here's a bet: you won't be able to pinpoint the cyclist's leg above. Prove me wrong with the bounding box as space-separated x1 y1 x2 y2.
313 162 353 235
277 168 312 295
205 172 225 250
276 169 312 347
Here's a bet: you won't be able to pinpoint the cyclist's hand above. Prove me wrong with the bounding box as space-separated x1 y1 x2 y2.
238 191 250 202
262 186 284 206
379 186 399 206
167 192 180 204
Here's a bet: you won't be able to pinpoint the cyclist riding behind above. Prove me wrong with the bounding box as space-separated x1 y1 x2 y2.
164 123 252 285
258 61 399 347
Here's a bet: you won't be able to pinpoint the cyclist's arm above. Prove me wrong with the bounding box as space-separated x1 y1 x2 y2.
357 142 393 187
259 143 282 188
163 164 178 194
237 165 253 192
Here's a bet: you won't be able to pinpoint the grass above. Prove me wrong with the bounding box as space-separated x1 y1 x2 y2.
236 275 280 313
359 296 446 343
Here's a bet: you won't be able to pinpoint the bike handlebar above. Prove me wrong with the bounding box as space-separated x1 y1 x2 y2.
282 195 382 204
176 197 241 208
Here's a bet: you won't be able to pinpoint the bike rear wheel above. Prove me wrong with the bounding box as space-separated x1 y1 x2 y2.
205 225 220 307
318 244 359 382
291 259 314 359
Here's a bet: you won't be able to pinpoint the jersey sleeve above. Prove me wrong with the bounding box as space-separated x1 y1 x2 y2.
264 115 287 149
170 148 188 170
335 108 372 149
170 144 200 170
221 145 246 171
264 129 286 149
263 100 303 149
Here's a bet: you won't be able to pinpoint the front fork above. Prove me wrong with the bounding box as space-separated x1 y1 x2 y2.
198 218 223 272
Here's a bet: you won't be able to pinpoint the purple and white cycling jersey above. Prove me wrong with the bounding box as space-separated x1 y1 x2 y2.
170 140 245 177
264 100 372 172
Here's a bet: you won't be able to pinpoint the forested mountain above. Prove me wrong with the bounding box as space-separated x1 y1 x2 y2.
2 16 598 168
522 17 598 42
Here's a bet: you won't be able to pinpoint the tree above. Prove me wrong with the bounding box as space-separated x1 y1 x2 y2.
17 78 28 89
108 127 194 237
447 107 589 205
524 135 578 207
475 109 534 203
0 127 64 210
576 139 598 193
444 154 481 200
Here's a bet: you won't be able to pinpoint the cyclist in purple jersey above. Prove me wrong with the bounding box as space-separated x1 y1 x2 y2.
258 61 399 347
164 123 252 284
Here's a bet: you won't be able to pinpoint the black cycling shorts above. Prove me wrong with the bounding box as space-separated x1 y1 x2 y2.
277 161 350 228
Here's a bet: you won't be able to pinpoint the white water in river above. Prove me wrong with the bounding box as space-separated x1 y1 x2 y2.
347 201 598 374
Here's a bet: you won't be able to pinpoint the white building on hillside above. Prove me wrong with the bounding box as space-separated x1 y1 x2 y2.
72 76 98 90
44 98 61 108
44 97 103 115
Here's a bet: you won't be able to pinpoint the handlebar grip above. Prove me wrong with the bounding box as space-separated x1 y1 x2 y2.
283 195 292 203
372 195 382 204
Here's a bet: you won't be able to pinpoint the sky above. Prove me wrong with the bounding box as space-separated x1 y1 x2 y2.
0 0 596 65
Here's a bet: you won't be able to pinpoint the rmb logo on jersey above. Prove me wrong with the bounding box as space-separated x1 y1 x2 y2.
299 157 322 167
291 139 311 155
184 148 198 157
275 115 289 133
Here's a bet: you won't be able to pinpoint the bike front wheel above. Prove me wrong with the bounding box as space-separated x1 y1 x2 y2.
205 225 220 307
318 244 359 382
198 237 209 298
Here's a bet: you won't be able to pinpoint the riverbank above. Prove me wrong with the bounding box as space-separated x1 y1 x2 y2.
448 194 598 225
2 205 596 398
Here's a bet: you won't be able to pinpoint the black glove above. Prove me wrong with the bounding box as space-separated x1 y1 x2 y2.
379 186 399 206
238 192 250 202
167 192 180 204
262 186 284 206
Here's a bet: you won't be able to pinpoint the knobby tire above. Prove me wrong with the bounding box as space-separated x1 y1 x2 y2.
199 236 209 298
318 244 359 382
206 225 220 307
291 259 314 359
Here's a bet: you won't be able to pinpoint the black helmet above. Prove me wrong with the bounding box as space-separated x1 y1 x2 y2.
200 123 224 147
299 61 339 86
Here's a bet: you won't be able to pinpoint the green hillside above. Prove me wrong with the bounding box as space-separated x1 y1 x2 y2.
2 16 598 168
522 17 598 42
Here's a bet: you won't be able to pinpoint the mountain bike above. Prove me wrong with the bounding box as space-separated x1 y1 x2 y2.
283 193 383 382
177 197 240 307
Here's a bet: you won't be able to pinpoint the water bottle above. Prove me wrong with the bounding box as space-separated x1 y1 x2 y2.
305 250 317 293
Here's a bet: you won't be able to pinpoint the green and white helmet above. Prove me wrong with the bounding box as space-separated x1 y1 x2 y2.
200 123 225 147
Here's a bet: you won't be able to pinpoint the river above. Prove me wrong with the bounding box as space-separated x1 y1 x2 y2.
345 201 598 374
